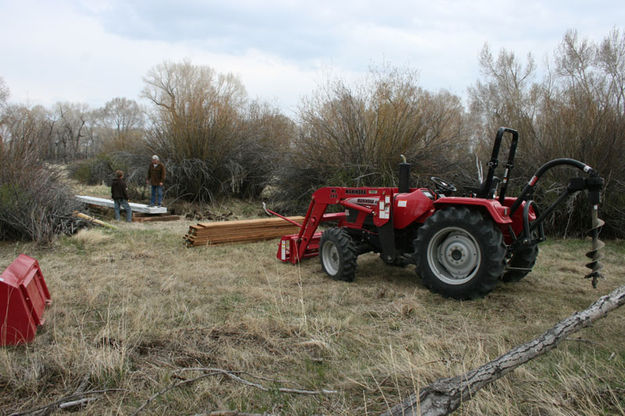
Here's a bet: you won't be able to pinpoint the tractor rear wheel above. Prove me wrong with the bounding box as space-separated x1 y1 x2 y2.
320 227 358 282
414 207 506 299
502 243 539 282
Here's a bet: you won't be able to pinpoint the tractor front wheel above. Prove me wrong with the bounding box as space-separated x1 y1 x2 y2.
414 207 506 299
320 227 358 282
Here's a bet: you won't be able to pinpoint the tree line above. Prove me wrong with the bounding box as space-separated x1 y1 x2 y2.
1 29 623 242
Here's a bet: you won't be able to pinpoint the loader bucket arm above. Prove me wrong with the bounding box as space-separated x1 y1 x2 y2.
294 190 332 262
277 186 393 263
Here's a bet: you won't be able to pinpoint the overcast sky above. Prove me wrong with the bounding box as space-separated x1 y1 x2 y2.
1 0 623 116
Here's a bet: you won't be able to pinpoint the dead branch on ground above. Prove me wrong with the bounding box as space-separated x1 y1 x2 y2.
133 367 337 415
9 388 127 416
383 283 625 416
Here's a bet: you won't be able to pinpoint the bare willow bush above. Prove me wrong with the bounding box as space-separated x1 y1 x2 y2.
271 68 469 211
469 29 625 238
141 61 288 202
0 105 81 243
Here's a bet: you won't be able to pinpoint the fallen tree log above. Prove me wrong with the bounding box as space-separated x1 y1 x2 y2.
383 283 625 416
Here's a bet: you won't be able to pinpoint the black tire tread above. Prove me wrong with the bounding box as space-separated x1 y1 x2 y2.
414 206 506 299
320 227 358 282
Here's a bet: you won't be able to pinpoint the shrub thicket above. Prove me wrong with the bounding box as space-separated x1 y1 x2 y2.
469 29 625 238
271 68 470 211
0 110 82 242
68 151 150 200
3 30 625 240
141 61 292 203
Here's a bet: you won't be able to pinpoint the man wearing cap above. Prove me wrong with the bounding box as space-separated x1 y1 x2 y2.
146 155 166 207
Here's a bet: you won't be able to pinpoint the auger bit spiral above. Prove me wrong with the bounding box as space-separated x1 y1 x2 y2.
585 176 605 288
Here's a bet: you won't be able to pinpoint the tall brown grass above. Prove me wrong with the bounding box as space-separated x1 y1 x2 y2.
1 201 623 414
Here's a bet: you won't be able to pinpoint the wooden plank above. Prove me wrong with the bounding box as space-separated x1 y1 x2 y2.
186 227 299 243
191 222 299 234
73 211 117 229
186 235 285 246
184 216 304 247
186 228 298 242
132 215 181 223
195 216 304 229
187 226 299 240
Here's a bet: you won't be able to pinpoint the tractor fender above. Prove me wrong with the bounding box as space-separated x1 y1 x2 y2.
433 197 513 225
393 190 436 229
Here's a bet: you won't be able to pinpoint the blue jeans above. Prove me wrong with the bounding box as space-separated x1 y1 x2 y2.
150 185 163 206
114 199 132 222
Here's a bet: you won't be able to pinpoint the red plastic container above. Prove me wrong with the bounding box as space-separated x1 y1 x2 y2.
0 254 51 346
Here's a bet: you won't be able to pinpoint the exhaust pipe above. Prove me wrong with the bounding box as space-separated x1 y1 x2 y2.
398 154 410 193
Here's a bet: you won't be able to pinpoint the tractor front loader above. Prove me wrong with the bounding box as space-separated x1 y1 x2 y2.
271 127 605 299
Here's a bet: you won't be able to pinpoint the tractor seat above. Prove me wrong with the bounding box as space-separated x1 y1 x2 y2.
467 177 500 199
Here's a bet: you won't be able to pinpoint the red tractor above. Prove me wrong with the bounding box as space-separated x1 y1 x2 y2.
270 127 604 299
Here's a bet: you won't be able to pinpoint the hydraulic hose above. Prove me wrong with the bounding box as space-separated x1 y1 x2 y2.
509 158 596 216
509 157 605 288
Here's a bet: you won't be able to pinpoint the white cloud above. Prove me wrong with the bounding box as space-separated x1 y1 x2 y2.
0 0 623 113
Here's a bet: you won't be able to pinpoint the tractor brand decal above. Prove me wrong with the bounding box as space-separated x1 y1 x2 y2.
397 200 407 207
354 198 378 205
373 195 391 219
378 199 389 219
345 189 367 195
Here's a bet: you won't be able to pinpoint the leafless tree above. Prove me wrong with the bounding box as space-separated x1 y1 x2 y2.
274 67 468 210
0 104 52 158
0 76 8 108
0 102 81 242
142 60 246 161
53 102 90 162
141 60 290 201
468 30 625 237
0 76 9 146
96 97 145 153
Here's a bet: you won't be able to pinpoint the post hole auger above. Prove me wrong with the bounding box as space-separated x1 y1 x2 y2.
268 127 606 300
508 158 605 287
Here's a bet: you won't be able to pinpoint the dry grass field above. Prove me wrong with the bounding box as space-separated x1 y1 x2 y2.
1 199 624 415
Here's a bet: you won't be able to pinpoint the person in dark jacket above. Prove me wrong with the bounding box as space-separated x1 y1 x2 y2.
111 170 132 222
146 155 166 207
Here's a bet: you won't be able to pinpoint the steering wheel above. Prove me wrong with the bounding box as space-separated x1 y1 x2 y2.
430 176 457 194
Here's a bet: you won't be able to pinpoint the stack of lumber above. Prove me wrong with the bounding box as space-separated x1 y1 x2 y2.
184 216 304 247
